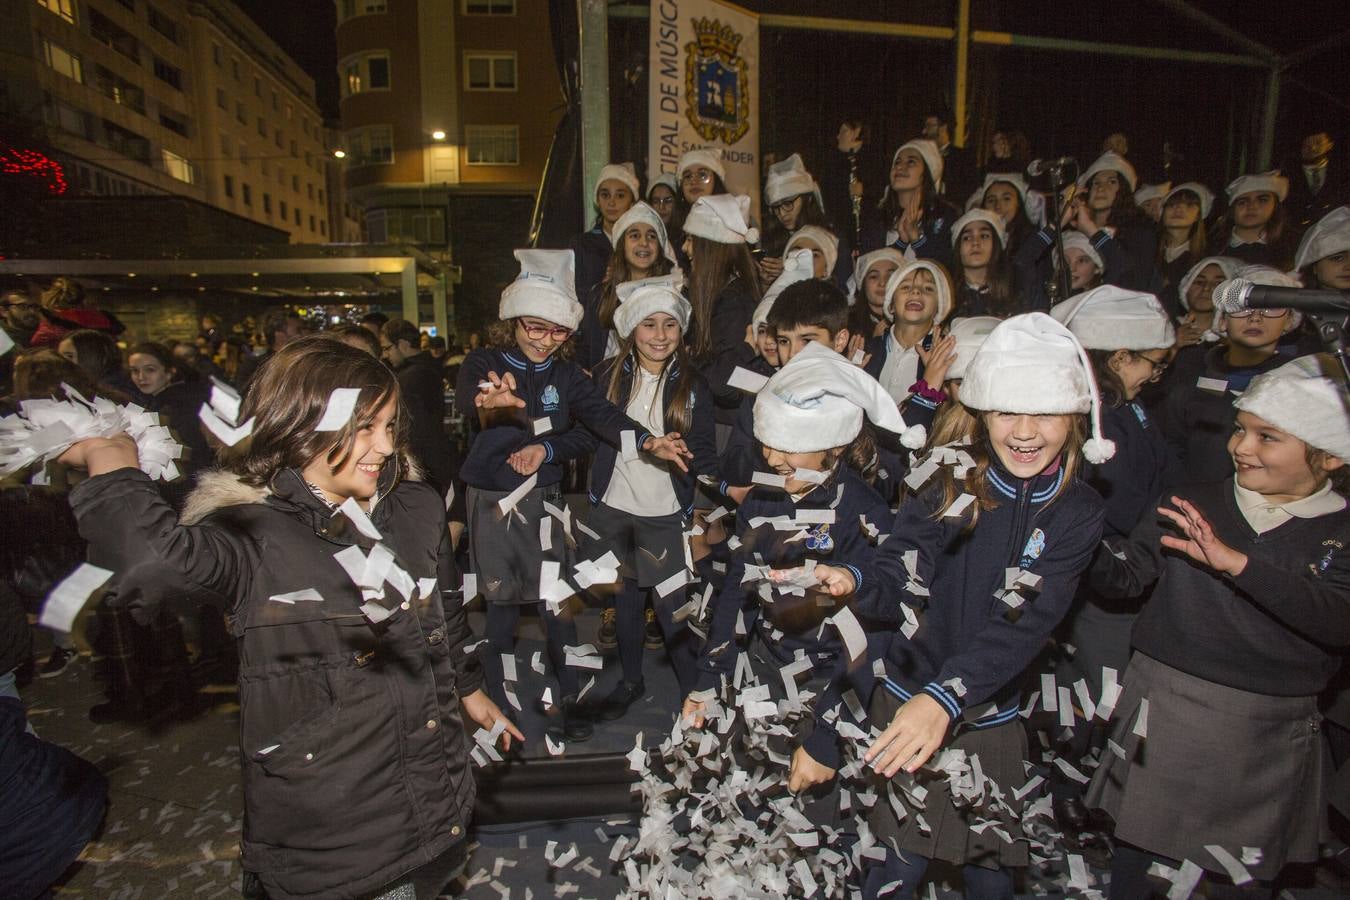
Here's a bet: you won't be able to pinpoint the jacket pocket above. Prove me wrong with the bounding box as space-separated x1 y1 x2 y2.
250 702 343 776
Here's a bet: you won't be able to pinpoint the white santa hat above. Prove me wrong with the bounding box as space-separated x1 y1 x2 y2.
950 208 1008 248
1214 264 1304 333
647 172 679 198
1061 230 1104 272
753 341 926 452
596 162 640 199
1177 255 1242 312
612 274 690 339
1133 181 1171 206
1051 284 1176 351
1082 152 1138 193
1294 205 1350 272
946 316 1001 382
846 247 906 300
960 312 1117 463
609 201 679 266
752 249 816 331
1225 170 1289 203
677 148 726 183
893 139 944 191
883 259 953 324
683 194 759 245
1162 181 1216 220
764 153 822 209
499 249 583 331
784 225 839 279
1235 354 1350 462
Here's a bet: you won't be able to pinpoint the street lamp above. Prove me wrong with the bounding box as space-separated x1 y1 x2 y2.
431 130 447 141
333 149 347 159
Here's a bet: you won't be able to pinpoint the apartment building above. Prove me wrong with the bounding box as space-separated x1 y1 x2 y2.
3 0 332 242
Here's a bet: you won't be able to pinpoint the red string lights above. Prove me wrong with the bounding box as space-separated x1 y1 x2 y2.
0 142 68 195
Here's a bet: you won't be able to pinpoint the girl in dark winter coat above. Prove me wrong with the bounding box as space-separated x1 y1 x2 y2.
455 250 691 741
1154 182 1215 319
949 209 1025 317
864 140 961 269
977 172 1039 256
569 163 639 303
1074 152 1159 292
1294 204 1350 291
127 342 213 486
848 248 904 340
681 194 764 435
58 335 521 900
1210 171 1298 269
812 314 1108 900
1045 285 1175 839
583 277 718 708
1086 355 1350 897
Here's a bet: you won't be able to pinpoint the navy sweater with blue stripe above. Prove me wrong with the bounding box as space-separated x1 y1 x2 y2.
860 457 1104 728
580 355 720 516
454 348 655 492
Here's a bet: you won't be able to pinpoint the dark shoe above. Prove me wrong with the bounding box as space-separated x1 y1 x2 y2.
596 607 617 651
643 608 663 650
39 646 77 678
1053 796 1092 834
560 695 593 742
597 679 646 722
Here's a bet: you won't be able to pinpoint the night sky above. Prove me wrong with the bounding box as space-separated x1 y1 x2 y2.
234 0 340 121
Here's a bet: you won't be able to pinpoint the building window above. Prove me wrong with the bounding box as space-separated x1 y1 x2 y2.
257 117 266 137
254 76 261 97
341 52 391 97
262 192 271 214
465 125 519 165
112 0 132 10
306 182 314 200
152 57 182 90
464 53 516 91
43 97 91 139
280 199 287 219
242 183 252 205
320 220 327 236
235 101 246 124
212 42 222 65
344 124 394 167
318 188 325 202
40 38 82 83
162 149 194 183
291 174 299 191
158 109 188 137
463 0 514 13
90 64 144 112
219 133 232 157
338 0 386 20
146 5 178 43
102 120 151 163
231 57 240 81
36 0 77 24
223 174 234 197
239 141 248 166
290 139 297 158
271 90 278 111
294 208 301 225
216 87 227 109
88 9 139 62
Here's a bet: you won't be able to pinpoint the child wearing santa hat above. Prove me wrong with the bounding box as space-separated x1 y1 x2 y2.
1087 354 1350 896
863 259 956 405
813 313 1110 899
1210 170 1296 269
579 276 718 714
570 162 640 304
455 249 690 742
864 139 961 270
682 341 920 803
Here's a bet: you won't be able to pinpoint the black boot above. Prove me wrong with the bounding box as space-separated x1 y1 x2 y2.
559 694 593 741
597 680 646 722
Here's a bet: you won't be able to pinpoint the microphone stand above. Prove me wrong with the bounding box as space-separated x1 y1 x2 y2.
1307 312 1350 384
1044 160 1079 304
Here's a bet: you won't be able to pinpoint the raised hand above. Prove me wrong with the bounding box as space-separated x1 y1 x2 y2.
507 444 547 476
644 433 693 473
475 371 525 410
1158 496 1249 576
917 328 958 387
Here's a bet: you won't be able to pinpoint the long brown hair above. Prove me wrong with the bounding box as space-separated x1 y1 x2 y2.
224 335 408 487
951 227 1016 315
597 235 674 332
928 411 1087 530
604 338 695 435
686 235 761 358
1156 189 1208 264
12 349 117 402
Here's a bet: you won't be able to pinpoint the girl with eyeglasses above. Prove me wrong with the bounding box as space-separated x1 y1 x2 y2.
758 153 834 288
1045 286 1176 850
455 250 692 743
1160 265 1300 486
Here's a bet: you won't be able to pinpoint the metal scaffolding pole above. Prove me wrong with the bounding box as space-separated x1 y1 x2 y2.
1258 66 1281 171
953 0 971 148
579 0 611 232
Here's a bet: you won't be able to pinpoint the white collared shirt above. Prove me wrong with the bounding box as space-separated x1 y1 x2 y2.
1233 480 1346 534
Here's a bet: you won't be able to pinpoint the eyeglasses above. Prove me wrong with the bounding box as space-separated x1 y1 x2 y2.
681 168 714 184
520 321 572 341
1131 352 1170 381
769 197 802 214
649 196 675 208
1225 307 1289 319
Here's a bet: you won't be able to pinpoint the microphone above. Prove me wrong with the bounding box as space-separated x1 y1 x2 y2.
1213 278 1350 316
1027 156 1076 177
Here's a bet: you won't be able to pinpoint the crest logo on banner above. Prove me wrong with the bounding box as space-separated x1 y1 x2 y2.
684 18 750 145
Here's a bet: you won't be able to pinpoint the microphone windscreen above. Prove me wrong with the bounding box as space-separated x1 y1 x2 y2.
1213 278 1252 315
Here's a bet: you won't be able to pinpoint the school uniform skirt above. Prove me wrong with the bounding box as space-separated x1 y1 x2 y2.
466 483 574 606
586 501 687 589
865 685 1029 870
1085 652 1327 880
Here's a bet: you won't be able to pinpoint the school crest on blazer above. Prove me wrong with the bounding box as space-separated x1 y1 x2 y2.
540 384 560 411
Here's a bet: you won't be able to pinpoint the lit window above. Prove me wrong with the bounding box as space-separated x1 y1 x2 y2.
341 52 390 97
464 53 516 91
36 0 77 24
40 38 82 83
465 125 519 165
162 149 195 184
463 0 514 13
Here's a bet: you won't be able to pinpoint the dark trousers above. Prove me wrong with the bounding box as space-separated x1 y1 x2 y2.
862 847 1013 899
483 601 580 698
613 579 697 695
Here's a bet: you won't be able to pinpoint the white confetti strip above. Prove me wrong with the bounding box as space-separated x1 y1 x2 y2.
313 387 362 431
268 589 325 604
338 497 382 540
39 563 114 632
727 366 769 393
1205 845 1253 886
751 470 787 489
497 473 537 517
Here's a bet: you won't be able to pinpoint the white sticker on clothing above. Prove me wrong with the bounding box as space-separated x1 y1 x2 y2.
1196 376 1228 393
533 416 552 436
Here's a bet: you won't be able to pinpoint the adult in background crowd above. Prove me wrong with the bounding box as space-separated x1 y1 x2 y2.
234 311 303 394
57 329 135 398
2 290 41 349
1284 131 1347 230
28 277 123 349
381 317 455 496
922 109 976 203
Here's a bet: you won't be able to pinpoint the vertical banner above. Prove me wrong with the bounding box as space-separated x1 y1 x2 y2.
648 0 760 217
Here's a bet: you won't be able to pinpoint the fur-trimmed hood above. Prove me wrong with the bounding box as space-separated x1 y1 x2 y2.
180 454 423 526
